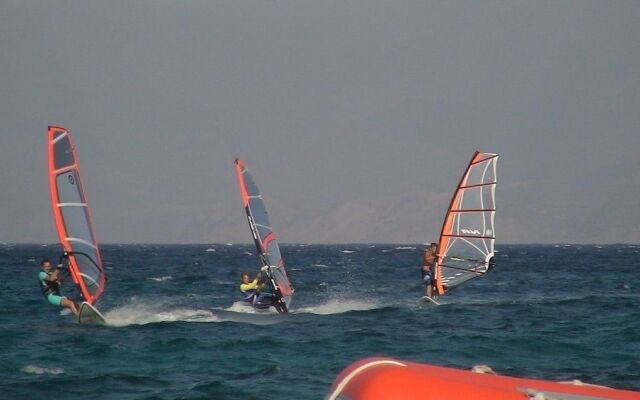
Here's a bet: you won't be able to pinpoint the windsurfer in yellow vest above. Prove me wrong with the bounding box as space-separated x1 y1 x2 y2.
239 267 269 305
38 259 80 316
422 243 438 298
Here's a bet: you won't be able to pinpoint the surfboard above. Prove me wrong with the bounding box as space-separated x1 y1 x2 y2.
420 296 440 306
78 301 107 325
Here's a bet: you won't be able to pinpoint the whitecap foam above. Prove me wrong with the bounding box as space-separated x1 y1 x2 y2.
103 301 218 327
294 299 381 315
340 250 356 254
205 248 216 252
223 301 278 315
147 276 173 282
21 365 64 375
394 246 416 250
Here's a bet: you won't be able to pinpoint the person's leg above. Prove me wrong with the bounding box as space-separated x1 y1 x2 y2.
423 274 432 297
61 298 79 316
47 293 77 315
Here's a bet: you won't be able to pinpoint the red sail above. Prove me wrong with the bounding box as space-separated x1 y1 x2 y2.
435 151 498 295
48 126 106 304
234 159 294 309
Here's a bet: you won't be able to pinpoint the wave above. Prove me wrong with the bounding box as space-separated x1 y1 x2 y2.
222 301 279 315
147 276 173 282
103 300 218 327
21 365 64 375
293 299 382 315
429 292 639 308
208 302 285 325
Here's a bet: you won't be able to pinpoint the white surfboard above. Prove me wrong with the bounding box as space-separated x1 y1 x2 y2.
78 302 107 325
420 296 440 306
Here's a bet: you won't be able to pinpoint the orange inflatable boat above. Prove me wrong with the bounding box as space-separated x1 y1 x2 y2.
327 358 640 400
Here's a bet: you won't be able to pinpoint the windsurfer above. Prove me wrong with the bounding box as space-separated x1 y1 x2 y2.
38 259 79 316
422 243 438 298
239 267 269 305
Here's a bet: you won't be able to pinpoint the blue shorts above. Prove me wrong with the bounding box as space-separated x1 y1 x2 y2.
46 293 65 306
423 271 434 285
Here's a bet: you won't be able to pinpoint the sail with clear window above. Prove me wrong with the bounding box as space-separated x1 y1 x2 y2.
234 158 294 312
47 126 106 305
435 151 498 295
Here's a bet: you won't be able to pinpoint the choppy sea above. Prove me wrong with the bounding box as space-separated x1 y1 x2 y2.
1 244 639 399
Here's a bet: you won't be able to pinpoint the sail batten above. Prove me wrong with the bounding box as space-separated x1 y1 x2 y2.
442 234 495 239
450 209 496 213
234 159 294 311
435 151 498 295
459 182 496 189
48 126 106 305
51 131 68 144
66 237 99 249
58 202 88 207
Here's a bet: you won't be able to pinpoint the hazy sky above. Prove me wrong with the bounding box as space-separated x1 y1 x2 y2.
1 1 638 244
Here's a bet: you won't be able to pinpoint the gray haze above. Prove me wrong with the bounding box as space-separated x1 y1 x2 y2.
1 1 639 244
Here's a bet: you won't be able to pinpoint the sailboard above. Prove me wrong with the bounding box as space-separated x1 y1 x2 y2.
234 158 294 313
419 296 440 306
78 302 107 325
434 151 498 296
47 126 106 311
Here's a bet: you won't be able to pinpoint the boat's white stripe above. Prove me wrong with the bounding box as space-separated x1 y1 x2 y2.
326 360 406 400
52 131 68 144
66 237 97 249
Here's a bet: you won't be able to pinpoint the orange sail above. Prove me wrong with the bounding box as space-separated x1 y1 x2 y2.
234 158 294 312
435 151 498 295
47 126 106 305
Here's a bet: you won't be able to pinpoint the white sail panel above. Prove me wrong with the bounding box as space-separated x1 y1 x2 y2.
436 152 498 294
48 126 106 304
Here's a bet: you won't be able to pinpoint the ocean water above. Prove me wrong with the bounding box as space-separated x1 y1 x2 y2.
1 243 639 399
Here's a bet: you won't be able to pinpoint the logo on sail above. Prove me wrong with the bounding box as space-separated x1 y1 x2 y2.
461 228 481 235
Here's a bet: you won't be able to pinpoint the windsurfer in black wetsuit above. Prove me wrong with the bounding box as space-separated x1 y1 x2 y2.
422 243 438 299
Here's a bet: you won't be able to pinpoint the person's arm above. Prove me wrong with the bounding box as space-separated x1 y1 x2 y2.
48 270 60 282
240 279 259 292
